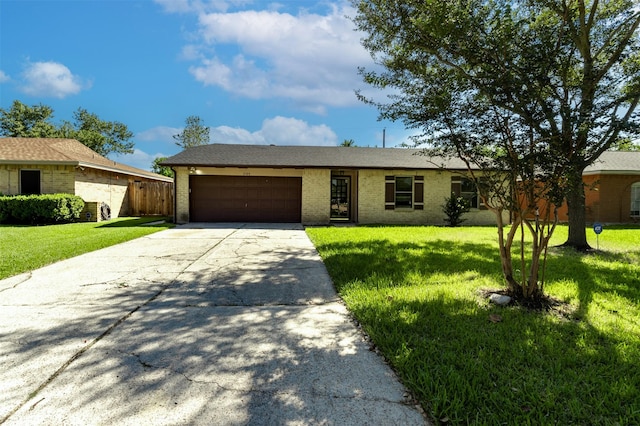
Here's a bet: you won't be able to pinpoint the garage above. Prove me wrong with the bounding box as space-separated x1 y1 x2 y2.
189 175 302 222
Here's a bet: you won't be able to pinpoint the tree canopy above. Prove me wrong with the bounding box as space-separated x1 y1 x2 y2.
0 100 134 156
173 115 210 149
353 0 640 250
151 156 173 177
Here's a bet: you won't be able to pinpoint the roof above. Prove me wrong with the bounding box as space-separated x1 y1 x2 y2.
161 143 472 170
0 138 172 182
584 151 640 175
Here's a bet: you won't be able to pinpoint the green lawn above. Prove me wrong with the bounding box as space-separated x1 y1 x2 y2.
306 225 640 425
0 217 174 280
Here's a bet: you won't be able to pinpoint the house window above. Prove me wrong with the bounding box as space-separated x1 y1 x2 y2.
460 178 479 208
385 175 424 210
451 176 484 209
631 182 640 217
20 170 41 195
395 176 413 208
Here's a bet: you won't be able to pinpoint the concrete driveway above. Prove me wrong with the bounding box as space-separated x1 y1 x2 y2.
0 223 427 425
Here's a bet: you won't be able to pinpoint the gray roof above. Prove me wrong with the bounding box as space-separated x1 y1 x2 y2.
584 151 640 175
161 144 471 170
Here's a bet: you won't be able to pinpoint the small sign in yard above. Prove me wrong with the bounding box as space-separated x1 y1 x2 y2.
593 222 603 249
593 223 603 235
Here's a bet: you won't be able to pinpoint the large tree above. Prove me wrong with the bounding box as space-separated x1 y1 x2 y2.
59 108 134 156
0 100 57 137
0 100 134 157
353 0 640 250
173 115 210 149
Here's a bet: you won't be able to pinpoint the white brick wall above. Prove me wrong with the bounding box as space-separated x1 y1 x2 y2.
172 166 503 226
358 169 501 225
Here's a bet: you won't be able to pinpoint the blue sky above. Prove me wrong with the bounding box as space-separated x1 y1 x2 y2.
0 0 411 171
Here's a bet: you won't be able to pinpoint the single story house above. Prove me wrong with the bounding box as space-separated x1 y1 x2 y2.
161 143 503 226
0 137 173 220
556 151 640 224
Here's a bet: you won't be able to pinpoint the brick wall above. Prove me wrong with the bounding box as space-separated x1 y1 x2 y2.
74 168 129 217
172 166 504 225
301 169 330 224
175 167 190 223
557 173 640 224
0 164 75 195
358 169 500 225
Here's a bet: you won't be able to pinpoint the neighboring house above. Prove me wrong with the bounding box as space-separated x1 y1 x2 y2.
0 138 174 220
161 143 504 226
556 151 640 224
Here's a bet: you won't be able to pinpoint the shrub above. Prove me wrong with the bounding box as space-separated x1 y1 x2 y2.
442 192 471 226
0 194 85 224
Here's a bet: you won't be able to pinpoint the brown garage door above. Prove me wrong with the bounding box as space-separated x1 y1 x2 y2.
190 175 302 222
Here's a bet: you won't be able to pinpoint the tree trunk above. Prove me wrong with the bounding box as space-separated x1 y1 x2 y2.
563 168 592 251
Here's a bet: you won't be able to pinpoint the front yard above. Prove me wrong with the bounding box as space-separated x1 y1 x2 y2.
307 225 640 425
0 217 173 280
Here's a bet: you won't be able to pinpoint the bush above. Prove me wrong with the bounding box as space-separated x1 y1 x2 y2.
0 194 85 224
442 192 471 227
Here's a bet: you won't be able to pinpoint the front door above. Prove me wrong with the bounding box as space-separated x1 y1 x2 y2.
331 176 350 220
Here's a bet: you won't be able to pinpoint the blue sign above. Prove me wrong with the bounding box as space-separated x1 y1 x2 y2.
593 223 603 235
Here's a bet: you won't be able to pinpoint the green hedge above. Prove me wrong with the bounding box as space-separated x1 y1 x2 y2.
0 194 85 224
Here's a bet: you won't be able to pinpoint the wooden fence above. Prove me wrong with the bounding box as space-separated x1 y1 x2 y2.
128 181 174 217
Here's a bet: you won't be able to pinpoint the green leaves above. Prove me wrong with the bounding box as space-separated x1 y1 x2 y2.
0 100 135 156
173 115 210 149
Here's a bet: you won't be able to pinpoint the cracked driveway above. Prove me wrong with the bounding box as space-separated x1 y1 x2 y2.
0 223 426 425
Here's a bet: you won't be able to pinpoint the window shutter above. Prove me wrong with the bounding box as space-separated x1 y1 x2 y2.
414 176 424 210
385 176 395 210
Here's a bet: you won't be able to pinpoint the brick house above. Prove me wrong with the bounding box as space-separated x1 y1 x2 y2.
0 137 173 220
556 151 640 224
162 143 505 225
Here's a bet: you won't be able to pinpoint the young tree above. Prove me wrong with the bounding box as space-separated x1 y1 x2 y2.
340 139 356 147
173 115 210 149
151 156 173 177
0 100 57 137
353 0 640 251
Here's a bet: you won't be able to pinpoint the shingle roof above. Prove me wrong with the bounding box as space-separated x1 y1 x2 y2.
584 151 640 175
161 143 472 170
0 137 172 181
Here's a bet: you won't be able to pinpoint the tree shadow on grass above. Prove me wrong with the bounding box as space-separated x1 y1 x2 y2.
313 236 640 424
545 245 640 318
317 238 503 293
361 294 639 424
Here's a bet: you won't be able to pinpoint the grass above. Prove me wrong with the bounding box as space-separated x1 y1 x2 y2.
0 217 173 280
306 224 640 425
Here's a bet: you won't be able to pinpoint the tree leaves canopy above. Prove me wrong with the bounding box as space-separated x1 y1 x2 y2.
353 0 640 249
0 100 135 157
173 115 210 149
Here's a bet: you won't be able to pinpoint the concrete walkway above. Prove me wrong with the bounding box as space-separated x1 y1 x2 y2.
0 223 427 425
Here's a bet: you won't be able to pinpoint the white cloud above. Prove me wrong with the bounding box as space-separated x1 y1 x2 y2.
20 61 87 98
184 3 373 112
136 126 181 143
154 0 250 14
210 116 337 146
0 70 9 83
